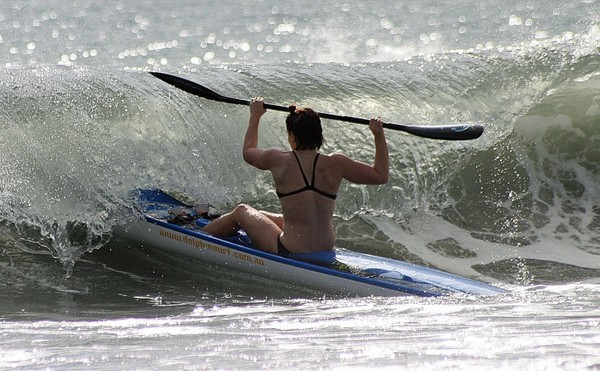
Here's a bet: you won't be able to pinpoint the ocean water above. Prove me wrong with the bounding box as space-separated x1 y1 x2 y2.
1 0 599 369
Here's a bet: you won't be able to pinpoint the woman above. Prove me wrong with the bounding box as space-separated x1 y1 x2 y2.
203 98 389 265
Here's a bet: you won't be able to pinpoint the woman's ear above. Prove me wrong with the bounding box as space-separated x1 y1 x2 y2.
288 133 297 150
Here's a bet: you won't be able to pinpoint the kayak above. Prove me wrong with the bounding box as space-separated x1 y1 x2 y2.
119 189 507 297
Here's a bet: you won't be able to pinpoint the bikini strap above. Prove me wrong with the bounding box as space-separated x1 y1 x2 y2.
292 151 310 187
310 153 320 186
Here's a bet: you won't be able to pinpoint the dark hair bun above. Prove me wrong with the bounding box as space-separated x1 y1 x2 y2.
288 105 297 114
285 107 323 150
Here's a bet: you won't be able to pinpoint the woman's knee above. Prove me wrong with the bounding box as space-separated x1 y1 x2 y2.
232 203 256 217
231 204 265 225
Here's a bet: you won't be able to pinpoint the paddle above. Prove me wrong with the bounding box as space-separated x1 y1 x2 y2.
150 72 484 140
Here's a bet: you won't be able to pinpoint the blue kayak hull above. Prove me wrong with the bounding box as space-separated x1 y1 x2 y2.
119 189 507 297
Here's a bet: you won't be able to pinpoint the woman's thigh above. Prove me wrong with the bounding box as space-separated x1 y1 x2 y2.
260 210 284 229
235 204 282 253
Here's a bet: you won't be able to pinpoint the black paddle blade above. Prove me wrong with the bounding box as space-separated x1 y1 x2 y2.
151 72 227 102
392 123 484 140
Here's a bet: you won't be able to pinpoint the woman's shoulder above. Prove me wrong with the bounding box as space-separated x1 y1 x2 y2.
315 153 355 174
268 148 298 167
321 152 368 174
246 147 289 170
263 148 289 157
321 152 352 164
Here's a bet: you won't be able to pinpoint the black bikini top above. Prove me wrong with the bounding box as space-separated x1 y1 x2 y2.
276 151 337 200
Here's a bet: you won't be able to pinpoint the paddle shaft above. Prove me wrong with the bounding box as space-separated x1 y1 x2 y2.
150 72 484 140
214 94 382 127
